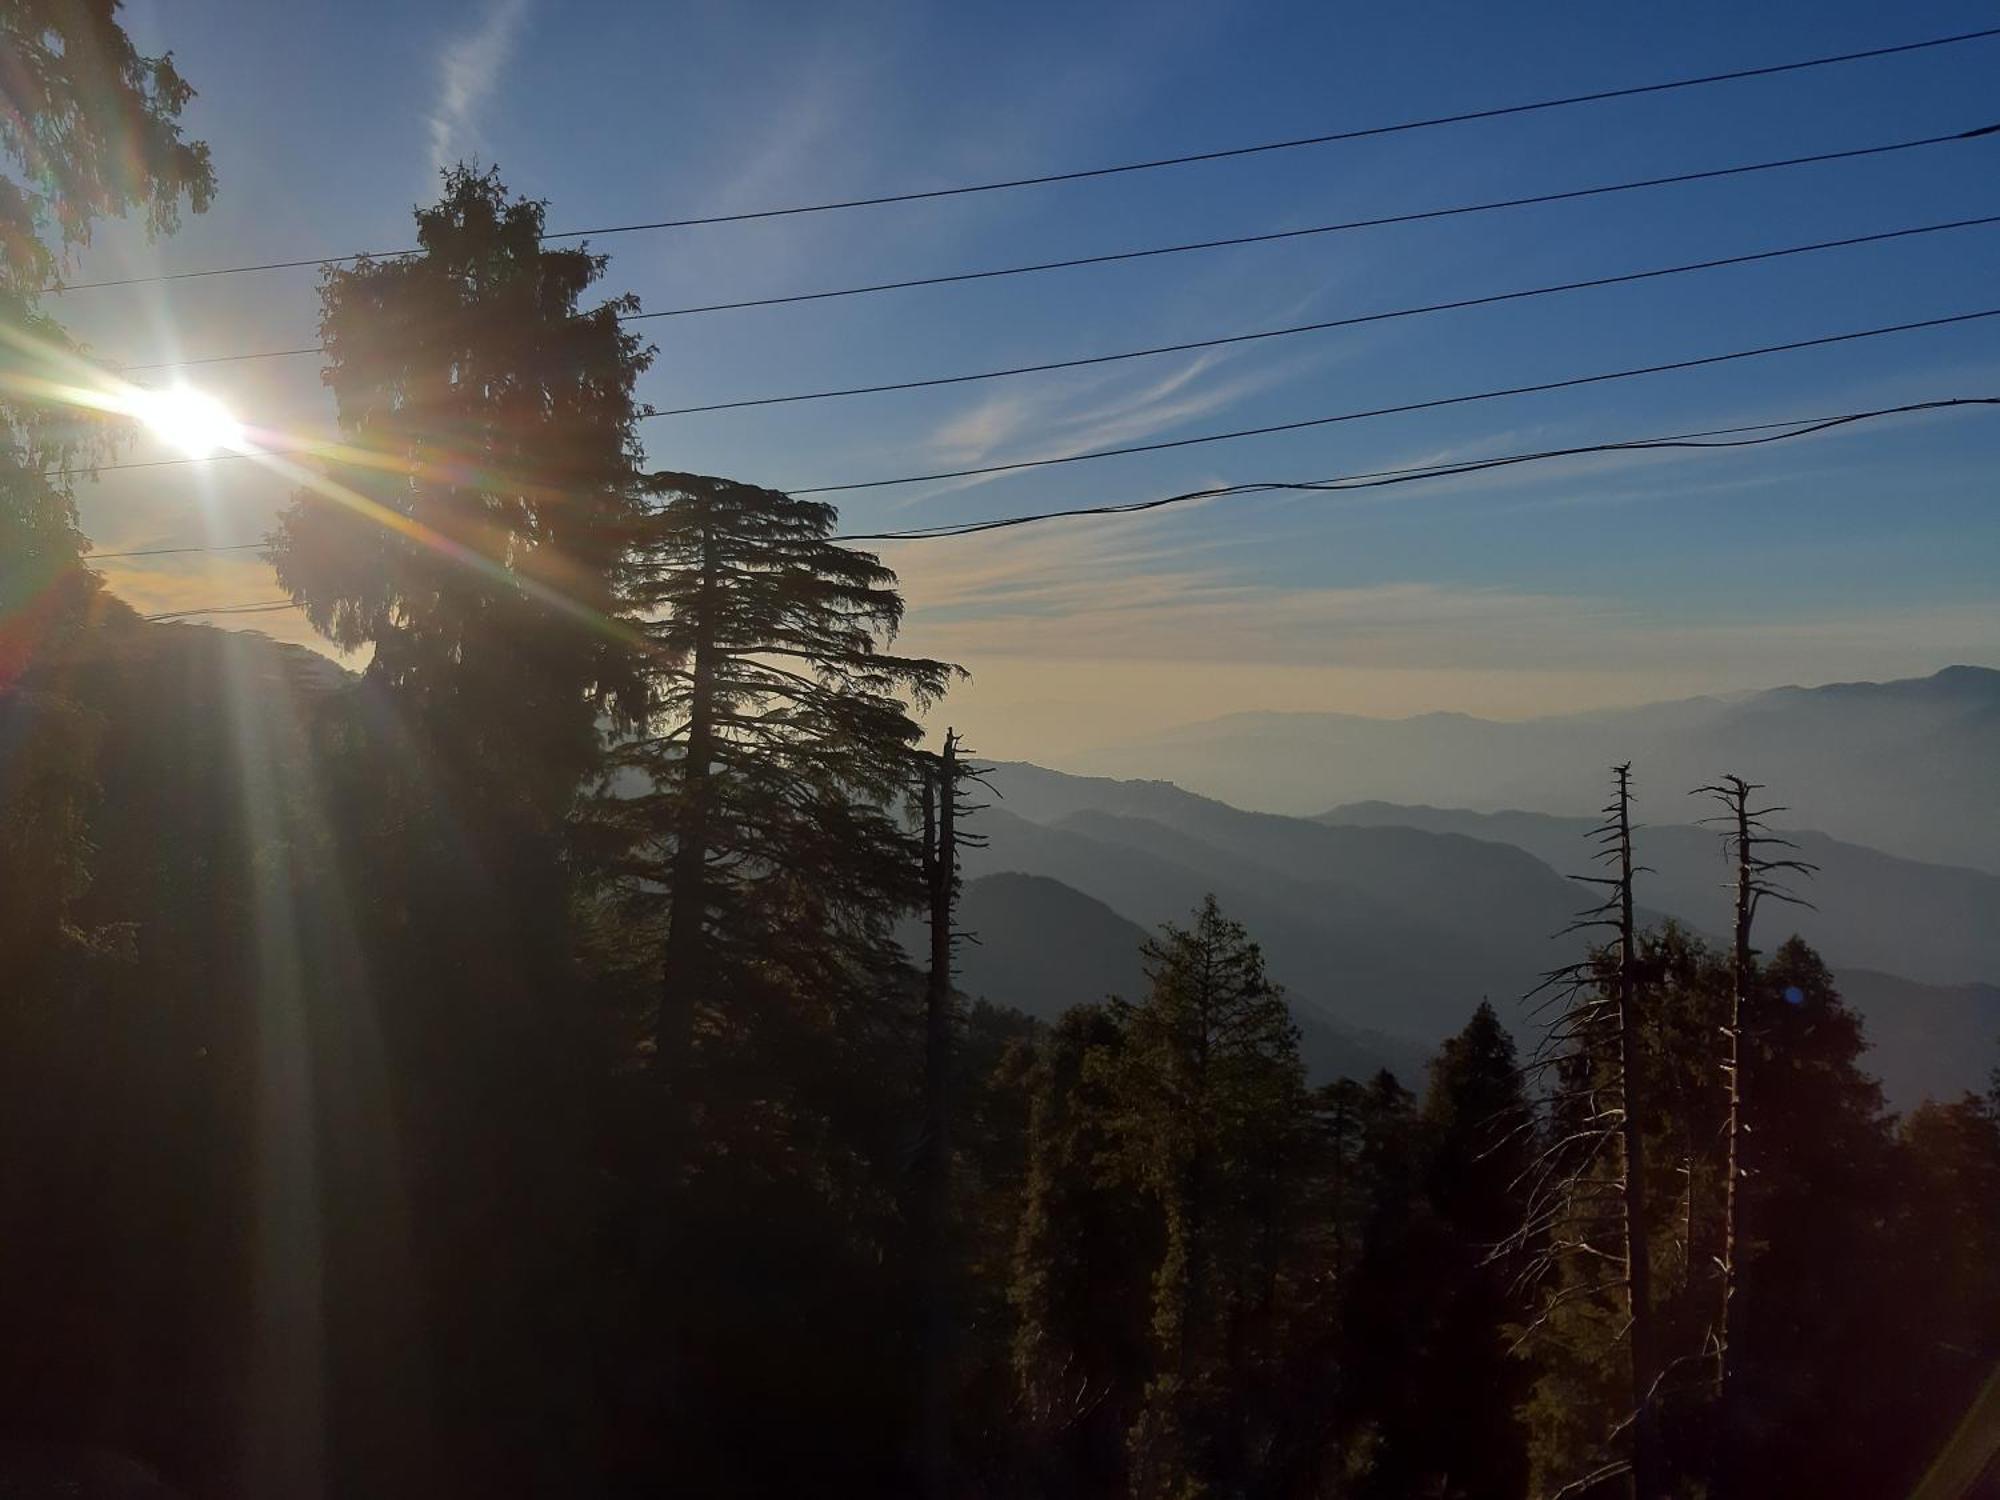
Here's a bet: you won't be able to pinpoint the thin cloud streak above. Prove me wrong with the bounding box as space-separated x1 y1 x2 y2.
890 505 2000 676
427 0 532 179
897 339 1349 508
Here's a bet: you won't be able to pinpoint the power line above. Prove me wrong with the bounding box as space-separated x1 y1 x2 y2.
88 397 1999 564
835 397 1999 539
116 400 1999 612
618 129 1998 323
127 342 325 372
117 124 2000 372
788 307 2000 493
143 599 295 622
56 307 2000 489
47 26 2000 296
643 215 2000 416
90 541 266 561
57 442 322 479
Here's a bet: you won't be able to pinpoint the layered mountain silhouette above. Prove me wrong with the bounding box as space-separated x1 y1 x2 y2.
937 873 1425 1083
957 760 1998 1106
1071 666 2000 873
1322 802 2000 987
23 629 1993 1105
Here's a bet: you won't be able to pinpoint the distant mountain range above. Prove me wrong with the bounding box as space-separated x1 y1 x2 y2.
1321 802 2000 988
58 634 1986 1106
962 766 1597 1041
937 874 1429 1084
943 760 1999 1108
1068 666 2000 873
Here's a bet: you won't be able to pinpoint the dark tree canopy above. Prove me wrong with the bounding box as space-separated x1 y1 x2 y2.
271 166 652 838
1 0 213 1015
0 0 214 289
595 471 956 1110
1 0 215 673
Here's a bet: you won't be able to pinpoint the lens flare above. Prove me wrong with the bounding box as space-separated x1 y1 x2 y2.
130 384 244 458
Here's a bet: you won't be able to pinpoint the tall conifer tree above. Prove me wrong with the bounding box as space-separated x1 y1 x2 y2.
270 166 652 1001
604 472 956 1145
1096 896 1305 1498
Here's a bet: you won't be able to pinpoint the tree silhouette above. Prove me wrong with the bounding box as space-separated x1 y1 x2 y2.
1691 773 1815 1427
1514 765 1665 1500
264 165 657 1493
1 0 215 992
1008 1003 1156 1493
1095 896 1305 1498
270 165 652 1007
598 471 956 1155
913 727 988 1492
1418 1002 1536 1499
0 0 214 671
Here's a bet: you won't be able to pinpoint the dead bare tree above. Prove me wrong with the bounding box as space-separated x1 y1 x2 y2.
1690 775 1815 1411
1507 764 1663 1500
914 729 988 1495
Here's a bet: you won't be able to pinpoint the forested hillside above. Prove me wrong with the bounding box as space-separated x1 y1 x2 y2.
958 763 1999 1106
7 610 1998 1496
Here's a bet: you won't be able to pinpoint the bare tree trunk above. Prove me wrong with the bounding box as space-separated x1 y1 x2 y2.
655 516 720 1165
1718 779 1751 1403
918 731 960 1495
1509 765 1680 1499
1330 1090 1350 1288
922 733 957 1182
1694 771 1813 1471
1611 765 1663 1500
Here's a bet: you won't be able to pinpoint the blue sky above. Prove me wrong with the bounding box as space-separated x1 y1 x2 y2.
62 0 2000 758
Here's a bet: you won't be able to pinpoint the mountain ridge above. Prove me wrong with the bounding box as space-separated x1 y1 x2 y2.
1320 801 2000 988
1068 665 2000 870
967 759 1998 1106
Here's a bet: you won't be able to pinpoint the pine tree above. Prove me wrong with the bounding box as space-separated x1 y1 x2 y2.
1426 1002 1534 1247
1009 1004 1158 1494
1627 923 1732 1486
1726 941 1902 1494
264 167 655 1494
1336 1070 1432 1497
1094 895 1305 1498
1319 1077 1368 1291
1894 1092 2000 1489
269 165 653 1003
1418 1003 1536 1499
602 471 957 1150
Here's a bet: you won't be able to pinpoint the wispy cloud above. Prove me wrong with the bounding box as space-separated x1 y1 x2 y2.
427 0 532 179
900 341 1342 508
891 509 2000 680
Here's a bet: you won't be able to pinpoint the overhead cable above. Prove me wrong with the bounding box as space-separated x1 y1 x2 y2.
49 27 2000 295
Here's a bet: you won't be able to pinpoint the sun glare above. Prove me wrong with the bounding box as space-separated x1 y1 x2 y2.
130 383 245 459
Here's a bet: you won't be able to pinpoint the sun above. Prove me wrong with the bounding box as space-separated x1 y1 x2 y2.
129 383 245 459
